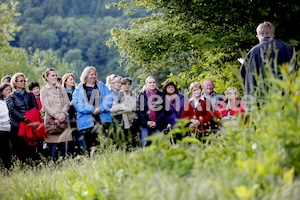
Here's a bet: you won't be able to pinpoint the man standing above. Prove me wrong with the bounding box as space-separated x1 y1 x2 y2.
201 80 224 132
201 80 224 112
240 21 292 96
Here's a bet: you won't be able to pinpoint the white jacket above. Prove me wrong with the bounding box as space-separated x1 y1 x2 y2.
0 100 11 131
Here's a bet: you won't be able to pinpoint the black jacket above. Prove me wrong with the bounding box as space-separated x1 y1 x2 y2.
136 90 166 129
66 91 77 128
6 91 38 127
240 38 292 95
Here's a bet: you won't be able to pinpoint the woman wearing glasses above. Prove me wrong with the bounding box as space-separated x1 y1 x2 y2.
6 72 40 163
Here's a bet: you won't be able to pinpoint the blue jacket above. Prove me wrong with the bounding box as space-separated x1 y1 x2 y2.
73 81 113 131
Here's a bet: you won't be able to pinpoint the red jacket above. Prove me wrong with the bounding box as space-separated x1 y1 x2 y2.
36 97 42 111
181 97 213 130
214 99 246 119
18 108 46 146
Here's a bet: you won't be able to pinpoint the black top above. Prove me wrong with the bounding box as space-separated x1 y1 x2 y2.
6 90 38 127
240 38 292 95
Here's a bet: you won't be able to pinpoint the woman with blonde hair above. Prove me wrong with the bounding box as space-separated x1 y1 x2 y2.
214 87 246 133
136 76 166 147
6 73 40 162
105 74 116 90
40 68 72 160
181 82 213 139
73 66 113 155
109 75 125 126
61 73 78 154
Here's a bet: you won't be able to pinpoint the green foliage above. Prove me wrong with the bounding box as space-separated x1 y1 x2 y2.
108 0 300 92
1 56 300 199
0 47 72 85
11 0 136 82
31 49 70 77
0 1 21 46
0 0 76 84
0 46 30 79
1 1 300 199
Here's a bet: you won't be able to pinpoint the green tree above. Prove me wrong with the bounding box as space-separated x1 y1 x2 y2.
0 1 21 46
0 1 25 79
108 0 300 92
27 49 70 83
63 48 86 81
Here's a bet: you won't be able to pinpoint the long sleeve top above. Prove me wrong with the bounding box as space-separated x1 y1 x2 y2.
0 100 11 131
181 97 213 130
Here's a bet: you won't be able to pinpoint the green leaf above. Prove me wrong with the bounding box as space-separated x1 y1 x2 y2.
234 185 252 199
283 167 295 186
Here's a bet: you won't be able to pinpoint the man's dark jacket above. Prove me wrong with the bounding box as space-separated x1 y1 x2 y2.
240 38 292 95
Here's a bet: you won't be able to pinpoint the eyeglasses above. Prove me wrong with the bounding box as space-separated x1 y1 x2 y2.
111 75 120 83
16 80 27 83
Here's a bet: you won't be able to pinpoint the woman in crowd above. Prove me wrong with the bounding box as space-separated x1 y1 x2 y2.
181 82 213 139
62 73 78 154
109 74 127 146
162 81 185 128
6 73 40 162
109 75 138 148
73 66 113 155
136 76 166 147
109 75 125 126
105 74 115 90
0 83 12 169
40 68 72 161
1 75 11 85
214 87 246 133
28 81 42 111
121 77 139 147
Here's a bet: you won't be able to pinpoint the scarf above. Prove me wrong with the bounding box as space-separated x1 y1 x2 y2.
65 88 74 95
14 88 26 95
166 94 179 112
145 89 158 121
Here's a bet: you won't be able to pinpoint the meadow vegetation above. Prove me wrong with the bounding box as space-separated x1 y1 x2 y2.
1 62 300 199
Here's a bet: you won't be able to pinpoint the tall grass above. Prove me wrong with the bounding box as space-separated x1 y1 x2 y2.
1 58 300 199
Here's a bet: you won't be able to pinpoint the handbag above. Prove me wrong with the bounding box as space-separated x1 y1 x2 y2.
46 115 68 134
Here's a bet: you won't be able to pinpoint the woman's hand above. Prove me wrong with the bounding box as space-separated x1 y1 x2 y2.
147 121 156 128
190 119 200 127
24 117 31 124
57 113 66 122
93 107 101 115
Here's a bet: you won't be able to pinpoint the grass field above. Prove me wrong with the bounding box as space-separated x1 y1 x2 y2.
1 66 300 200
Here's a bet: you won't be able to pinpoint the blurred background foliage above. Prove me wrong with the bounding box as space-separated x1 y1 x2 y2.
1 1 300 198
108 0 300 93
1 0 300 93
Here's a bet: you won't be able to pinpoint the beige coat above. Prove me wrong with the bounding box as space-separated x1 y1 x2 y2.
40 83 72 143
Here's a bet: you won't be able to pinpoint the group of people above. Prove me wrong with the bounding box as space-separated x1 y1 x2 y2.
0 67 246 169
0 21 293 169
